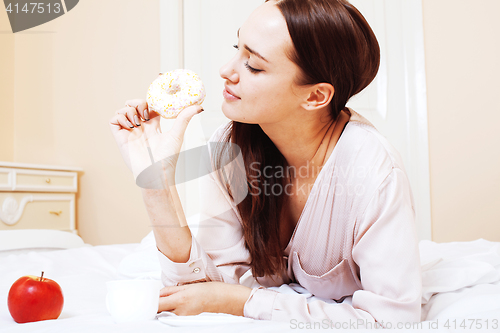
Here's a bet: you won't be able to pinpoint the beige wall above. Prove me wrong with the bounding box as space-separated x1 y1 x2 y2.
1 0 499 245
0 0 161 245
422 0 500 242
0 13 14 161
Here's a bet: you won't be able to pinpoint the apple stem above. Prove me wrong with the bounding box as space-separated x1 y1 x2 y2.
40 271 44 281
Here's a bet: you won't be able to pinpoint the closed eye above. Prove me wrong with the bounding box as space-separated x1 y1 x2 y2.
244 62 263 74
234 44 264 74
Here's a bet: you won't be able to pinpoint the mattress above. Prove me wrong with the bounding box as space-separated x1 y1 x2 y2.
1 232 500 332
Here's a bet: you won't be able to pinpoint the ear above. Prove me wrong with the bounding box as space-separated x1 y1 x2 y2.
301 83 334 111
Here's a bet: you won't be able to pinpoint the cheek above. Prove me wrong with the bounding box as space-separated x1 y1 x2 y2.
245 91 293 123
222 74 297 122
246 79 287 106
254 80 296 110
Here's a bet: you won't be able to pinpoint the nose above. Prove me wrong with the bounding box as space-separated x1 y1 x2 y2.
219 55 239 84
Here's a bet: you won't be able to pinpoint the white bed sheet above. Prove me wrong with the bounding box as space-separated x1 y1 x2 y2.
1 235 500 332
0 242 289 333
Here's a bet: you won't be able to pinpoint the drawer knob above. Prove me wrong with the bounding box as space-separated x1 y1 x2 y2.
45 178 51 183
49 210 62 216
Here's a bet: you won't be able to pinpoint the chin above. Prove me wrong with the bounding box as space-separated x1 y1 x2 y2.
221 102 261 125
221 102 243 123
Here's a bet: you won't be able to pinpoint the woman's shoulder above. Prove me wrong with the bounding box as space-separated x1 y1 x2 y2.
342 108 407 173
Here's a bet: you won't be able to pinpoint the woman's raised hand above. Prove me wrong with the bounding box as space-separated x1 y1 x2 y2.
109 99 203 184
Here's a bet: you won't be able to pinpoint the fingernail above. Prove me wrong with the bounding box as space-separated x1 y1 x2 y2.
126 120 134 128
198 107 204 114
144 110 150 121
134 115 141 126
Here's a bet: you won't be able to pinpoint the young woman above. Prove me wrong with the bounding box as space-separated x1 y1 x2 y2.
109 0 422 326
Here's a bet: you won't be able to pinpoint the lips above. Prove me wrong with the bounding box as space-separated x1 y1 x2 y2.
223 86 241 100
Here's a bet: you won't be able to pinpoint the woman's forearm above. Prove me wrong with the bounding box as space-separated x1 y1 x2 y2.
141 184 192 263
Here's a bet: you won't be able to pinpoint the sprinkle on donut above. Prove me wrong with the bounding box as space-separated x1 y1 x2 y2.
147 69 206 119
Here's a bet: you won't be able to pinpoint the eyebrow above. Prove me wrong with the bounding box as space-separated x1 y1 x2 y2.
237 28 269 63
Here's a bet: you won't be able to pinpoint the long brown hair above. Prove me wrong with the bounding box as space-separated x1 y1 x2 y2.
215 0 380 278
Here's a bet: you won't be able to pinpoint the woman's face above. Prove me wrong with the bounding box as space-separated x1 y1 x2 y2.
219 1 307 124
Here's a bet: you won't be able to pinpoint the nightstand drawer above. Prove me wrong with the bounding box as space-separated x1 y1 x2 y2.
17 173 75 189
0 168 77 192
0 193 75 232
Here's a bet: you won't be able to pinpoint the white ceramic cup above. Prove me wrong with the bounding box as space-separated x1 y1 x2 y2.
106 279 162 323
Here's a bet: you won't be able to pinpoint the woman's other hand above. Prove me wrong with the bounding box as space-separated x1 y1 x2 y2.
109 99 203 183
158 282 252 316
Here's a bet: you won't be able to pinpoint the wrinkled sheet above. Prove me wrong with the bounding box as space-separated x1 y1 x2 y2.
1 236 500 332
0 242 288 333
419 239 500 325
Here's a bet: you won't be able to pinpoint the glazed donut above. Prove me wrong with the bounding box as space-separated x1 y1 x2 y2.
146 69 206 119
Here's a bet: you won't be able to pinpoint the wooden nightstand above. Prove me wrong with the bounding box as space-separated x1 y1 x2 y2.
0 162 82 235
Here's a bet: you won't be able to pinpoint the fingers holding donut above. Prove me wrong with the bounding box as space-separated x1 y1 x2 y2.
114 112 135 130
125 105 144 128
124 99 160 122
110 69 206 181
109 111 139 154
111 106 140 130
109 110 137 140
112 100 157 133
112 101 162 142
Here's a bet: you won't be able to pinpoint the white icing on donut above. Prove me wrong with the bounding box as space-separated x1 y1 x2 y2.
147 69 206 119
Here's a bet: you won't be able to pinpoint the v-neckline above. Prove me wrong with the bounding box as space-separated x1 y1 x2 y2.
283 112 351 255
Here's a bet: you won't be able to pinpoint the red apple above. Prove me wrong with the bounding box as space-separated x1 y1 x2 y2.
7 271 64 323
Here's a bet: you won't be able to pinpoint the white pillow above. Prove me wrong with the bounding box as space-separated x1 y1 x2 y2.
0 229 87 258
0 229 86 251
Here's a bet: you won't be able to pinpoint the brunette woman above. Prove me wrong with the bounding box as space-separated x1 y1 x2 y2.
109 0 421 326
